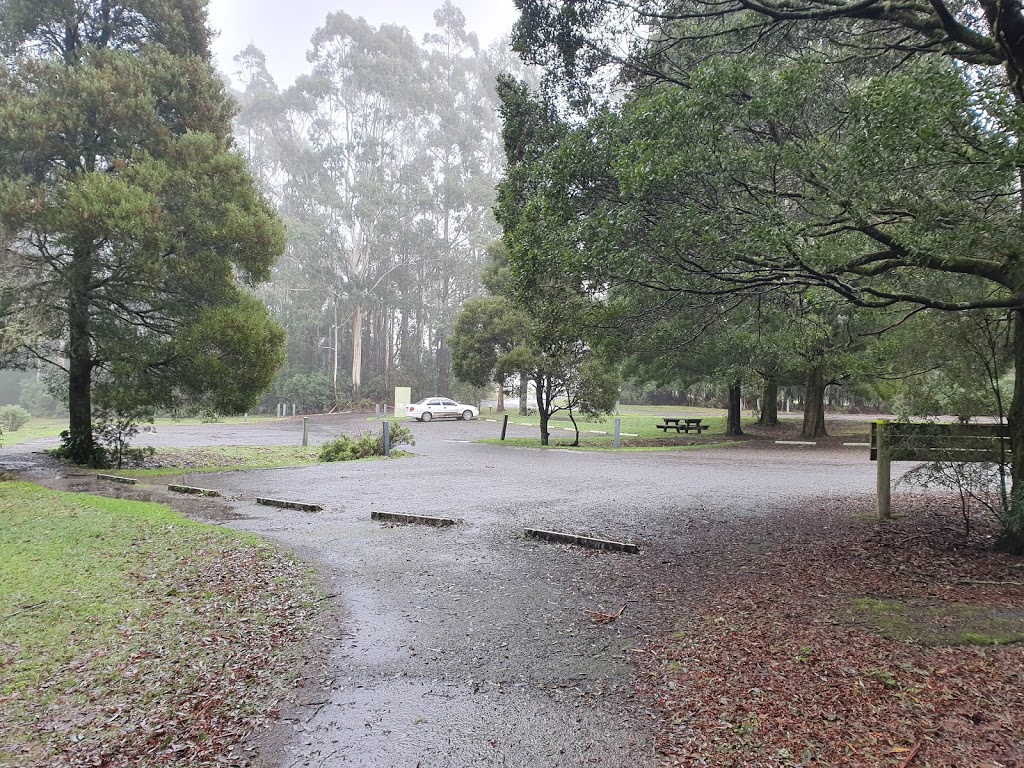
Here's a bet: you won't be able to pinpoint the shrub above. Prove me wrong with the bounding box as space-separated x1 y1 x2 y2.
0 404 30 432
317 422 414 462
18 378 60 416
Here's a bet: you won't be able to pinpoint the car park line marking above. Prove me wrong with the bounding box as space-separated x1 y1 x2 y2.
256 497 323 512
372 511 460 527
844 442 870 447
525 528 639 554
775 440 817 445
167 484 222 497
96 474 136 484
443 440 474 444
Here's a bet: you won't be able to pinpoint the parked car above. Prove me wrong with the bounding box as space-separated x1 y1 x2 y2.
405 397 479 422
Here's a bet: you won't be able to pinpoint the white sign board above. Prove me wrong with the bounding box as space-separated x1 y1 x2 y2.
394 387 412 417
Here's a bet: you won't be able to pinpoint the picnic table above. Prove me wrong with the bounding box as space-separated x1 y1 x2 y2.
656 417 708 434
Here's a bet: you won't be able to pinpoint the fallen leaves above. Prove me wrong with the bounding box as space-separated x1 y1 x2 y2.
2 537 319 768
632 493 1024 767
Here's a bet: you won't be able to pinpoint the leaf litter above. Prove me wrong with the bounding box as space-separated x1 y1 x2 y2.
630 493 1024 767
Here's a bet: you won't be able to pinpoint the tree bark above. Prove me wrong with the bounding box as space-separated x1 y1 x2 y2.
496 381 505 412
801 366 828 438
437 341 451 397
519 372 529 415
1001 307 1024 553
759 377 779 426
536 375 550 445
351 304 362 400
726 381 743 436
67 250 95 464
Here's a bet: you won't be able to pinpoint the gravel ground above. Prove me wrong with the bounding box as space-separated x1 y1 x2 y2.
2 415 886 767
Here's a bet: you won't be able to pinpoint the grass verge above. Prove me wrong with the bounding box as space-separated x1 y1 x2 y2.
0 480 319 767
0 418 68 448
119 445 321 477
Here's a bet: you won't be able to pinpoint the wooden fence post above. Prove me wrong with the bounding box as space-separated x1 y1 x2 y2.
876 420 891 520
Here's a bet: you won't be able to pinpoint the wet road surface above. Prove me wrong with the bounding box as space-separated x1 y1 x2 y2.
3 415 883 767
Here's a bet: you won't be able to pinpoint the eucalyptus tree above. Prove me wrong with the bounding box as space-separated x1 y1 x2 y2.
0 0 285 464
292 12 426 399
417 2 504 395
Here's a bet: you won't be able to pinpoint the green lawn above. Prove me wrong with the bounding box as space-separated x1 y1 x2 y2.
0 480 318 766
0 417 67 447
0 414 282 450
476 404 873 447
119 444 322 477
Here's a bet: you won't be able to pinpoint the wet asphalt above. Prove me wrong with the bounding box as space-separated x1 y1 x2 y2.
3 415 883 767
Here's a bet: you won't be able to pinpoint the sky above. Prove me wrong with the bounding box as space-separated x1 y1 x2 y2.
207 0 521 88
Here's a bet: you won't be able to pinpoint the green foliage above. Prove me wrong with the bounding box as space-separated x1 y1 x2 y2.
0 404 29 432
17 378 60 417
52 430 107 469
317 422 415 462
274 371 335 414
0 3 286 464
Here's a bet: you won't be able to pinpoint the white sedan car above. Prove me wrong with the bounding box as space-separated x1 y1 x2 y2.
405 397 479 422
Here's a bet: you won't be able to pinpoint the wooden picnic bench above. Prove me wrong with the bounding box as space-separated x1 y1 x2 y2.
656 417 708 434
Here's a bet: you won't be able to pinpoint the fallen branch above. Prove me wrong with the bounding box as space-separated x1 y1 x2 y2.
898 740 922 768
954 579 1024 587
588 604 626 625
1 602 46 622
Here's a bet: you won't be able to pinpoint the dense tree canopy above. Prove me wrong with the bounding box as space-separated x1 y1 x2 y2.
232 3 516 408
0 0 286 463
505 0 1024 549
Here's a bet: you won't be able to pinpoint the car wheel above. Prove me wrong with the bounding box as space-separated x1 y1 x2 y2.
421 411 432 422
462 410 474 421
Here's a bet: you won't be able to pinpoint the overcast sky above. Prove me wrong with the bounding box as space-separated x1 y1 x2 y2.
207 0 520 88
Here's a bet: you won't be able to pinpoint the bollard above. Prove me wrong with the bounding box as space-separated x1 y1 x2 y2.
614 417 621 449
292 403 296 418
302 416 309 447
375 403 380 420
383 420 391 456
244 412 248 423
501 414 509 441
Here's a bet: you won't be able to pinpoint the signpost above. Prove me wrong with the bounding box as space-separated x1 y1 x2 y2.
871 420 1009 519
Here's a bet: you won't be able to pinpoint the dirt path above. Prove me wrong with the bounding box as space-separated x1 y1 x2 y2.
2 417 883 766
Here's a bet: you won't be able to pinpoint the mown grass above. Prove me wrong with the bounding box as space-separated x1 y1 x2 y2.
478 404 873 447
0 480 318 766
0 417 67 448
0 415 280 450
119 445 321 478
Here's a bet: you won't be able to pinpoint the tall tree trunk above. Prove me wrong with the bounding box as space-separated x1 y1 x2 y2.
519 372 529 415
351 304 362 400
536 375 550 445
67 252 95 464
332 301 340 407
1002 308 1024 553
496 381 505 412
726 381 743 436
801 367 828 438
759 377 779 426
437 340 451 397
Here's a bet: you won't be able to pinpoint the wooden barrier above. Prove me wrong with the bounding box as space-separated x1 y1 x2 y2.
870 421 1009 520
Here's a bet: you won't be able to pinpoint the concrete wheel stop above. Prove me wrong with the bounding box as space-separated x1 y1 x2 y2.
96 474 136 485
371 511 460 527
524 528 640 554
256 497 323 512
168 484 223 497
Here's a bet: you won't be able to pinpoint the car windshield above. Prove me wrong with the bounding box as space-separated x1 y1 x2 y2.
413 398 429 404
